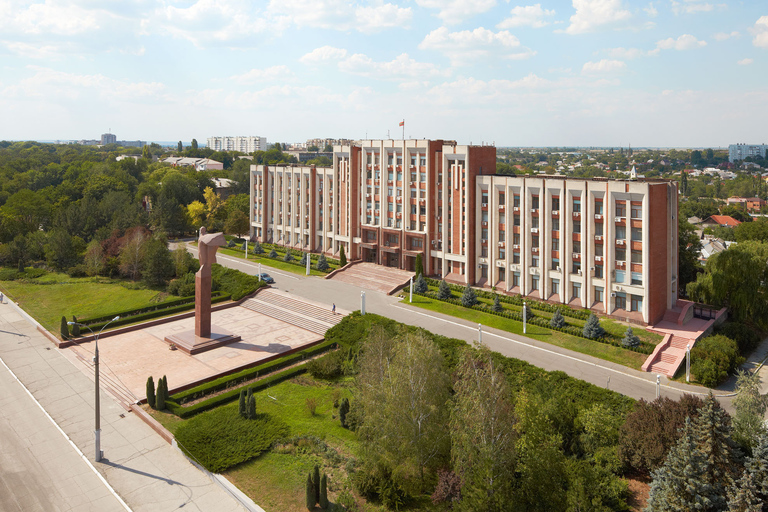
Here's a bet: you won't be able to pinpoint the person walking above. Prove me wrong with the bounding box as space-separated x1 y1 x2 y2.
332 303 336 315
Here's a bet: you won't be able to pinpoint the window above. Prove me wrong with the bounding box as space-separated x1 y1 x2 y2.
552 258 560 270
388 234 398 245
532 217 539 228
500 215 505 225
616 248 626 261
552 197 560 211
388 171 394 180
481 246 488 257
615 202 626 217
499 192 505 205
482 228 488 239
616 225 626 240
595 201 603 215
397 171 403 181
397 203 402 213
594 265 603 278
551 279 560 295
572 283 581 299
572 261 581 274
615 292 627 310
411 205 417 215
532 196 539 209
573 198 581 213
481 265 488 278
532 276 539 291
631 227 642 241
410 155 416 167
532 256 539 267
499 231 505 242
387 218 392 227
514 194 521 208
411 172 417 181
594 286 604 303
513 271 521 287
388 203 394 212
513 252 520 264
482 192 489 205
631 250 642 264
631 203 642 219
499 247 505 259
552 239 559 251
615 270 625 283
573 242 581 254
532 235 539 247
631 294 643 311
595 223 603 236
482 211 488 222
631 272 643 285
513 233 521 245
397 155 403 165
514 215 521 226
420 156 426 166
388 154 394 165
574 222 581 234
499 268 505 281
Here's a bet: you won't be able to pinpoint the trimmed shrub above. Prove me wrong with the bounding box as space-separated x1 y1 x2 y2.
691 334 742 387
60 316 69 340
306 474 315 510
340 244 347 267
622 327 640 349
491 294 503 313
461 284 477 307
307 349 344 380
414 253 423 277
156 378 166 410
550 309 566 329
583 314 606 339
319 474 329 509
71 316 80 337
313 464 321 504
146 376 156 409
299 252 307 265
162 375 170 401
238 389 246 418
174 405 289 473
283 251 294 262
437 280 452 300
247 394 256 419
339 397 350 428
414 274 427 293
316 254 329 271
252 240 264 255
269 248 278 258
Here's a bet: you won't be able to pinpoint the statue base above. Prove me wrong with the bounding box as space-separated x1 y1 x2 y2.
164 326 241 355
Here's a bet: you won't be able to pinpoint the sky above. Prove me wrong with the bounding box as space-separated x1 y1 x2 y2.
0 0 766 148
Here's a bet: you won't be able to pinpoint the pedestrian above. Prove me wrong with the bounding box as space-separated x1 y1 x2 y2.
0 292 4 303
332 303 336 315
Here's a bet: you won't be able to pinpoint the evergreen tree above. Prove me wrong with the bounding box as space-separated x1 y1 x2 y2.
437 280 452 300
622 327 640 348
727 468 763 512
156 378 166 410
299 252 307 265
461 283 477 307
522 302 533 320
247 394 256 419
732 371 768 450
146 376 156 409
414 273 427 293
269 248 278 258
246 388 255 419
162 375 170 402
191 138 198 150
319 474 329 509
283 250 294 262
736 432 768 507
252 240 264 254
582 314 605 339
414 253 423 277
177 141 183 153
316 254 329 271
550 308 565 328
306 473 315 510
339 244 347 266
339 398 350 428
238 389 246 418
60 316 70 340
313 464 321 505
492 293 503 312
71 316 80 337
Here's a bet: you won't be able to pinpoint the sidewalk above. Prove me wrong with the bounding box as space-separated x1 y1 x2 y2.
0 298 256 512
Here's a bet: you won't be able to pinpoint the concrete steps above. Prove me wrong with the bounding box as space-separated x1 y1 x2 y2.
241 289 345 336
643 334 694 378
329 262 413 294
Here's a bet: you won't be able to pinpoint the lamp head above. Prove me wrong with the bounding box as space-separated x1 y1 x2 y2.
67 321 75 326
112 316 120 321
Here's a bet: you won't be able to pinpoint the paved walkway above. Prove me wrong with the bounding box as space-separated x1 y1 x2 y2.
0 299 253 512
328 262 413 294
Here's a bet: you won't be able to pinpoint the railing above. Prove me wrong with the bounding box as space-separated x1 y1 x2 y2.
693 304 718 320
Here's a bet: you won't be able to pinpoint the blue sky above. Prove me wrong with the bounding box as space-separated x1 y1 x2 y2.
0 0 766 147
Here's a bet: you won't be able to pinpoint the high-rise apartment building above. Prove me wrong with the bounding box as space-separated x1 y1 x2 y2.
208 136 268 153
101 133 116 145
250 139 678 325
729 143 768 162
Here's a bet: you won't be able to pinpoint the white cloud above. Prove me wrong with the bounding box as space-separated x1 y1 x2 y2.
229 66 295 85
713 31 739 41
268 0 412 31
607 47 645 59
737 58 753 66
655 34 707 51
7 2 100 36
582 59 626 74
565 0 632 35
644 3 658 17
338 53 448 80
415 0 497 25
300 46 349 65
497 4 556 29
753 16 768 48
671 1 713 15
419 27 530 65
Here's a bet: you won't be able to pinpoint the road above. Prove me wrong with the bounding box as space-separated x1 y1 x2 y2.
181 244 735 411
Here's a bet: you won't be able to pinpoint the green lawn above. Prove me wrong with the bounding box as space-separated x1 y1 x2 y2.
404 294 649 369
207 245 331 277
0 272 170 333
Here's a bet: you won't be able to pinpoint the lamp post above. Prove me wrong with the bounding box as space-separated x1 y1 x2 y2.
361 291 366 315
68 316 120 462
478 323 482 344
409 276 413 303
523 301 527 334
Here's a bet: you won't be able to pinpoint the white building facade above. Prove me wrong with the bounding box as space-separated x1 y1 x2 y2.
729 144 768 162
208 136 268 153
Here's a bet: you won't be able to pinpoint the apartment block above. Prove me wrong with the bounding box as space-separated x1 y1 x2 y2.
250 140 678 325
729 143 768 163
208 136 268 153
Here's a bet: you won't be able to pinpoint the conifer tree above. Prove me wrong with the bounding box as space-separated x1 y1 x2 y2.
550 308 565 328
306 473 315 510
316 254 329 271
269 248 278 258
414 273 427 293
492 293 503 313
299 252 307 265
146 376 156 409
247 394 256 419
162 375 170 402
283 250 294 262
71 316 80 337
252 240 264 254
622 327 640 348
437 280 452 300
727 468 763 512
339 244 347 266
246 388 255 419
732 371 768 450
60 316 70 340
156 378 166 410
582 313 605 339
461 283 477 307
319 473 329 509
239 389 246 418
339 398 350 428
313 464 321 504
414 253 423 277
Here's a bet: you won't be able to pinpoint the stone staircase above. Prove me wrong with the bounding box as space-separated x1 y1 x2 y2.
241 289 345 336
328 262 413 294
642 333 695 378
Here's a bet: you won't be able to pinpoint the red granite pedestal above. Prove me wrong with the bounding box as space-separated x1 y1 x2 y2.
164 327 241 355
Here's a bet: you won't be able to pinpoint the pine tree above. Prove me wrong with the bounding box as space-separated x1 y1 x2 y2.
60 316 69 340
414 273 427 293
319 473 329 509
461 284 477 307
622 327 640 348
239 389 246 418
732 370 768 450
313 464 321 505
71 316 80 337
252 240 264 255
246 388 255 419
283 250 294 262
727 468 763 512
492 294 503 312
316 254 329 271
339 244 347 267
414 253 423 277
339 398 350 428
247 394 256 419
582 313 605 339
437 280 452 300
299 252 307 265
156 378 166 410
162 375 170 402
306 473 315 510
146 376 156 409
550 308 565 328
269 248 278 258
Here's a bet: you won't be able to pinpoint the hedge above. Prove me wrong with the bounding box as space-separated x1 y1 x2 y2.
166 364 311 419
79 292 228 326
171 339 338 405
226 242 342 273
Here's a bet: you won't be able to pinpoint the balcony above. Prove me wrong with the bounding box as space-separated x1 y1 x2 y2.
595 214 603 220
616 261 626 269
531 227 539 234
595 235 603 242
616 239 626 247
572 211 581 220
552 210 559 219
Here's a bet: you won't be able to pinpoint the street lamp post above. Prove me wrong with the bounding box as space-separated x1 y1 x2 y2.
523 301 527 334
68 316 120 462
686 344 691 383
478 323 482 344
409 276 413 303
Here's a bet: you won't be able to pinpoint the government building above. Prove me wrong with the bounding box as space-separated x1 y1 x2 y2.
250 139 679 325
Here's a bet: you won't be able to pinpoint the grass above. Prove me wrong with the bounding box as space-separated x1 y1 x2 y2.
207 245 331 277
0 272 171 332
405 294 648 369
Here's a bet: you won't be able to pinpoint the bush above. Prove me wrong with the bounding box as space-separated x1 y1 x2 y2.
67 264 88 278
211 263 260 301
174 405 289 472
319 474 329 509
167 272 195 297
717 322 761 354
156 377 166 410
252 240 264 255
583 314 606 339
414 274 427 293
70 316 80 337
339 397 350 428
306 397 318 416
60 316 69 340
316 253 329 271
461 284 477 307
307 349 344 380
691 334 742 387
437 280 452 300
283 251 294 262
340 244 347 267
269 248 278 258
550 309 566 329
622 327 640 349
146 376 156 409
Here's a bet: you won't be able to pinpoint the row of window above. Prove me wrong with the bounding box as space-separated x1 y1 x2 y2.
481 191 644 218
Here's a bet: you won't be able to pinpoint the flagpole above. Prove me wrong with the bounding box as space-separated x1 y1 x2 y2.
402 119 404 140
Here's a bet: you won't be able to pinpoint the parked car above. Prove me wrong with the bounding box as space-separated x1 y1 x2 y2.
258 273 274 284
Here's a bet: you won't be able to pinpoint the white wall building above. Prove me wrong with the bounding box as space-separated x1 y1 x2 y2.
729 144 768 163
208 136 268 153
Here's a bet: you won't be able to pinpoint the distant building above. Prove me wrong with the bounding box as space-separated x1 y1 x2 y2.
207 136 268 153
729 144 768 163
727 196 766 212
211 177 235 199
118 140 146 148
701 215 742 228
163 156 224 171
284 151 332 163
306 138 353 150
101 133 116 145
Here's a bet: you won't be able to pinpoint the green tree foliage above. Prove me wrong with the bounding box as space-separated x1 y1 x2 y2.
549 308 565 328
339 397 350 428
269 248 278 258
191 139 198 150
156 377 166 410
238 389 246 418
339 244 347 266
283 250 294 262
414 273 427 293
450 347 517 510
732 371 768 450
118 227 149 280
142 237 175 287
687 241 768 327
691 335 742 387
247 393 256 420
414 253 423 277
461 284 477 307
319 473 329 509
313 464 321 504
492 293 503 313
177 141 183 153
582 313 605 339
316 253 328 271
70 316 80 337
146 376 156 409
224 210 249 238
299 252 307 265
678 217 703 296
306 474 315 511
45 229 82 270
734 219 768 243
621 327 640 348
60 315 69 340
437 280 452 300
252 240 264 255
728 432 768 509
